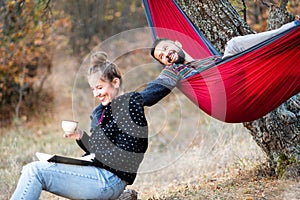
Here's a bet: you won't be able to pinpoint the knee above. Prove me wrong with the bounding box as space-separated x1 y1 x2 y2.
21 162 38 176
225 39 238 51
21 161 47 177
223 38 242 58
223 40 236 58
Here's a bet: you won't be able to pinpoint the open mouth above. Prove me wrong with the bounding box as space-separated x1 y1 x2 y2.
99 96 105 102
167 51 177 63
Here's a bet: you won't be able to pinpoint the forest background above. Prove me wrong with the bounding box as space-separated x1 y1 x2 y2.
0 0 300 199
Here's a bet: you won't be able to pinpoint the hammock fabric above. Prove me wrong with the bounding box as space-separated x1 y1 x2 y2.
142 0 300 123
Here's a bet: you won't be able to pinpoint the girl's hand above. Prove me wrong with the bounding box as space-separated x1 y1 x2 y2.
63 128 83 140
80 153 95 161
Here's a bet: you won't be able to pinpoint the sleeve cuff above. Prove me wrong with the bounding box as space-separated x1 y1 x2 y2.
76 131 90 153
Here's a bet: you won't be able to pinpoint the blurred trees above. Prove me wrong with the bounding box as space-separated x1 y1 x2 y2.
0 0 148 127
0 0 70 126
53 0 148 56
0 0 143 126
1 0 298 131
230 0 298 31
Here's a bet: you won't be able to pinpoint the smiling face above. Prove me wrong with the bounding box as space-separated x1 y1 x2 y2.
88 72 120 106
153 40 186 65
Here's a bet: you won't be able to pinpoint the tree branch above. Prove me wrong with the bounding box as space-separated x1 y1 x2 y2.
279 0 288 10
15 61 26 123
260 0 270 7
241 0 247 22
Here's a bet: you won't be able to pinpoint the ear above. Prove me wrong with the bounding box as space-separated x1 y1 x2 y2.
112 77 120 89
174 40 182 48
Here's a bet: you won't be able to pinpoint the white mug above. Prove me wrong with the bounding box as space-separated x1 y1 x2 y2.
61 120 78 132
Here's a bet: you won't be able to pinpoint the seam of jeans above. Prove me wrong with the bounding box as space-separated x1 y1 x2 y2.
97 168 125 191
19 174 35 199
43 164 100 180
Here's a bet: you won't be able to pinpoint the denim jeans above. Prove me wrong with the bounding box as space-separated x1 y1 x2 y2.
11 161 126 200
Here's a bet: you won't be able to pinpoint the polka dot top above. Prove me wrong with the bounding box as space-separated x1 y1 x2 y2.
77 92 148 184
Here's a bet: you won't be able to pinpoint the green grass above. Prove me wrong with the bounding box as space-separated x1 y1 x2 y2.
0 124 82 200
2 39 298 199
1 105 298 199
0 102 266 200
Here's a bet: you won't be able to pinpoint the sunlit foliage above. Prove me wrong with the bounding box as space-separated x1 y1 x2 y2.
0 0 70 125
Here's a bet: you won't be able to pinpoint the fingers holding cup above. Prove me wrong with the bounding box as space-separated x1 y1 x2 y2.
62 120 79 139
63 131 79 139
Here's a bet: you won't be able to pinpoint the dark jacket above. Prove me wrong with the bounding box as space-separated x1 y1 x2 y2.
77 92 148 185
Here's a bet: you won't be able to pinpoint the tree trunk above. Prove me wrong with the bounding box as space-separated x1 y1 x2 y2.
176 0 300 179
176 0 254 54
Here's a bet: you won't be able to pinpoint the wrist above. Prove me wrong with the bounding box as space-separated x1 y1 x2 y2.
76 128 83 140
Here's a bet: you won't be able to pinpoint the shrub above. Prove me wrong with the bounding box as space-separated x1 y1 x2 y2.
0 0 70 126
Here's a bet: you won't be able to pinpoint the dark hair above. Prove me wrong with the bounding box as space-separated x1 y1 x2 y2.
150 38 172 64
88 51 122 85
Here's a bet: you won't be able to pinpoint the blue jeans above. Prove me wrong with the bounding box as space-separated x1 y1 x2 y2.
11 161 126 200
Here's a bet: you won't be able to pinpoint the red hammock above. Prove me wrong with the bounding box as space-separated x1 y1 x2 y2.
143 0 300 123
